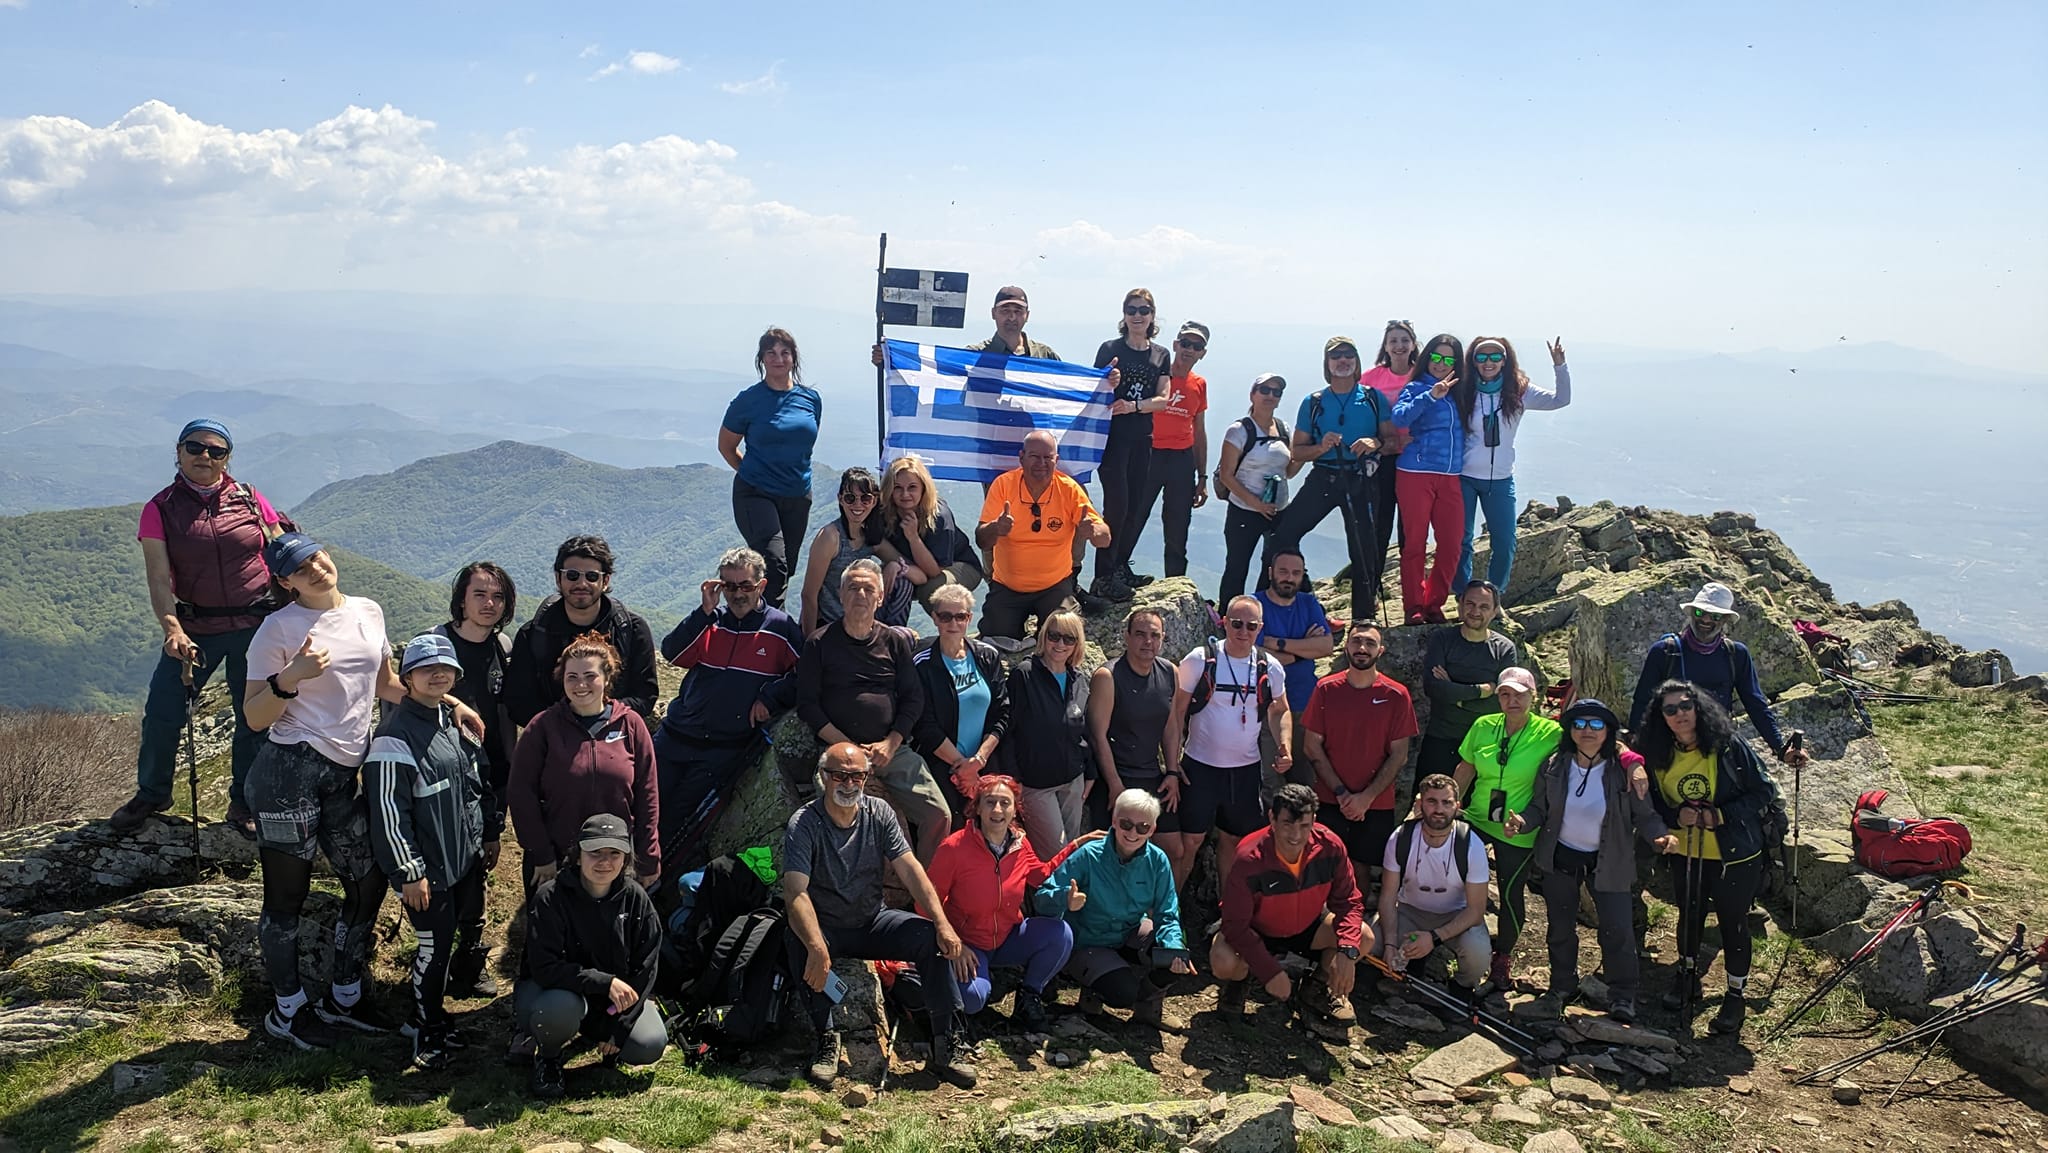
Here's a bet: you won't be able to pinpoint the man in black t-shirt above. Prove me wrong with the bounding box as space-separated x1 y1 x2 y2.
431 560 517 997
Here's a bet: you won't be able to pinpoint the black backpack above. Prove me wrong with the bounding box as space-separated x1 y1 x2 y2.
1186 638 1276 717
1211 417 1290 501
680 907 789 1055
1391 818 1477 885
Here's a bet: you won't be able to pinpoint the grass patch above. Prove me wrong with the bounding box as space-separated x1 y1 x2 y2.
1869 693 2048 925
1298 1129 1433 1153
1007 1063 1163 1113
1663 1104 1735 1151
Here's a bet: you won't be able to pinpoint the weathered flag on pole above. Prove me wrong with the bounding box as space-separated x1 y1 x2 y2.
881 339 1112 483
879 268 970 328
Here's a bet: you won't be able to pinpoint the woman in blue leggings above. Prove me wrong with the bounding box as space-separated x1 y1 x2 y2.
1453 337 1571 601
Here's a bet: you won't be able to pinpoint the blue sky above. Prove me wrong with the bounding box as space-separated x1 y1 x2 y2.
1 0 2043 368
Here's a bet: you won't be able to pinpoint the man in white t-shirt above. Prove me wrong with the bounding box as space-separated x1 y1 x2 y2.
1378 773 1493 992
1162 594 1290 893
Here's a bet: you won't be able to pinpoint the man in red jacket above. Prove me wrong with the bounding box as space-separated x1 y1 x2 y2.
1211 783 1371 1026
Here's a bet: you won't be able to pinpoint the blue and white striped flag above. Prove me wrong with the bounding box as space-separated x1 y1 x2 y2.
882 339 1113 483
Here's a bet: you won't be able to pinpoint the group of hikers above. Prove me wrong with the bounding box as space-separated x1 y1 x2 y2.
108 290 1812 1100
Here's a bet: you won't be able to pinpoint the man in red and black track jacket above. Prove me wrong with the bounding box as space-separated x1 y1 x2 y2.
1211 783 1372 1023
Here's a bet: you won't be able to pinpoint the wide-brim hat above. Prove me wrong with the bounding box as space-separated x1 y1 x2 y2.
1561 697 1621 733
1681 581 1740 617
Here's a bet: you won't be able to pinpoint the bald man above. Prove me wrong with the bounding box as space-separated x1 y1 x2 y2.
975 432 1113 649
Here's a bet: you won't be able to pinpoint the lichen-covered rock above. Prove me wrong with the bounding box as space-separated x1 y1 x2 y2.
0 818 258 916
0 939 223 1006
1948 649 2014 688
0 1004 133 1062
1563 562 1818 712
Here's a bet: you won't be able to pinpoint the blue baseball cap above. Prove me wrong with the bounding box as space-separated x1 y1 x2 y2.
400 633 463 678
178 418 233 450
263 531 324 579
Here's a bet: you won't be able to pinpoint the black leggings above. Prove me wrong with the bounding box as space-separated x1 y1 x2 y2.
1218 502 1277 605
257 847 387 999
733 477 813 607
1665 851 1765 978
1094 427 1153 580
1477 829 1535 957
1265 466 1382 615
404 868 483 1030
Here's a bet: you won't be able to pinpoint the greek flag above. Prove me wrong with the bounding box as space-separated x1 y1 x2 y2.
881 339 1112 483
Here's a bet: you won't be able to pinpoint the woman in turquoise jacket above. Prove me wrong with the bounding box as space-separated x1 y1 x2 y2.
1391 334 1468 623
1033 788 1193 1014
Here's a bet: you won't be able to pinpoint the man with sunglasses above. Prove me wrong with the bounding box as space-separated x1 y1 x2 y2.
1626 582 1807 767
1212 784 1370 1026
1126 320 1211 584
652 547 803 872
784 742 975 1089
505 535 661 727
115 418 288 836
976 431 1113 650
1264 336 1396 619
1163 595 1291 894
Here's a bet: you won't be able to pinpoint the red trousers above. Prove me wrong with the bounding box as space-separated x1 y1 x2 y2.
1396 469 1465 619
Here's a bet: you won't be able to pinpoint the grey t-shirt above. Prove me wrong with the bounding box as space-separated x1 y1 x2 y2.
783 795 911 932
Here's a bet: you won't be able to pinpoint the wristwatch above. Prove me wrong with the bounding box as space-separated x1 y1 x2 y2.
1338 945 1360 960
265 673 298 699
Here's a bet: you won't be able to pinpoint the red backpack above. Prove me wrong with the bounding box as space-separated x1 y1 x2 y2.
1851 789 1972 878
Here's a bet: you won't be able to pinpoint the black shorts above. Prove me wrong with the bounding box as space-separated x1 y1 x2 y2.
1320 807 1399 871
1260 916 1329 959
1178 757 1264 838
245 740 378 881
1116 769 1181 836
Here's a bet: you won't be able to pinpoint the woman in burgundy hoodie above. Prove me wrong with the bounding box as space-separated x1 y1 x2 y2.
509 631 662 893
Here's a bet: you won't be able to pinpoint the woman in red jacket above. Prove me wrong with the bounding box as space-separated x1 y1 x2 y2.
509 632 662 892
924 775 1077 1028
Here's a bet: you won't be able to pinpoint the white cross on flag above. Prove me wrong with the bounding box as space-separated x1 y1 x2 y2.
879 267 969 328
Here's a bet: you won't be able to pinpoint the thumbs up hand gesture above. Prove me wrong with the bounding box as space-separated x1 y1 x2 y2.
993 500 1016 537
281 633 331 688
1067 880 1087 912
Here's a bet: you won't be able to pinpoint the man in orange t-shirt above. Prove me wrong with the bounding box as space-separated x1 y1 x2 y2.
1130 320 1211 581
976 431 1112 647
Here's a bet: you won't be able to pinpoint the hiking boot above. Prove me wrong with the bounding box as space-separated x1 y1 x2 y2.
448 951 499 999
264 1007 337 1051
1660 968 1704 1012
806 1029 843 1087
930 1026 979 1089
1120 564 1156 589
1073 585 1113 615
1215 979 1248 1015
1527 988 1573 1019
1607 998 1638 1025
1709 991 1747 1036
980 633 1033 655
530 1052 566 1099
1089 574 1135 603
315 992 399 1034
412 1029 454 1071
1304 976 1357 1024
1014 989 1050 1032
224 799 258 841
109 793 170 833
1130 989 1166 1027
1077 989 1105 1017
505 1032 537 1063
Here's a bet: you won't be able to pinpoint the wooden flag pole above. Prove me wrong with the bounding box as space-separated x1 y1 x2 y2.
874 231 888 468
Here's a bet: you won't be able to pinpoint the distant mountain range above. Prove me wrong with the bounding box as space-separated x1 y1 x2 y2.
0 504 445 711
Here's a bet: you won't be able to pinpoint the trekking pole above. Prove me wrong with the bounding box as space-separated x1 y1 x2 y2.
1767 880 1947 1043
181 655 203 881
1880 925 2032 1105
1799 952 2048 1087
1365 951 1538 1057
1678 819 1702 1034
1787 730 1805 937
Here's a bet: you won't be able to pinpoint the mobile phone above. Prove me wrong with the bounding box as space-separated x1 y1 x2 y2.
823 970 847 1004
1488 789 1509 824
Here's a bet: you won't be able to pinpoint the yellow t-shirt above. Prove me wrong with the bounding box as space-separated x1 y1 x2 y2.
979 469 1098 594
1656 747 1722 860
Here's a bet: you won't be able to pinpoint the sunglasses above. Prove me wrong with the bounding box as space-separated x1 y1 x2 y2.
1044 632 1080 645
1385 319 1412 328
1571 717 1609 731
1472 351 1506 364
1429 352 1458 365
1326 348 1358 360
720 580 759 594
181 441 230 460
935 610 972 624
826 769 872 785
1115 817 1154 835
1253 384 1285 397
559 569 606 583
1662 700 1697 716
1176 338 1206 351
1124 304 1154 316
1225 618 1260 632
841 490 878 504
1690 608 1726 621
1030 501 1043 533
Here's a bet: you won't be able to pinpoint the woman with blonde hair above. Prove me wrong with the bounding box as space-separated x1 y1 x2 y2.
876 455 983 619
999 610 1094 857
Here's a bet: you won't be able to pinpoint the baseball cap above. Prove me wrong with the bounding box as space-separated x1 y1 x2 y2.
993 285 1029 306
178 418 233 450
399 633 462 678
577 813 633 855
1324 335 1360 357
1177 321 1211 344
1681 582 1740 617
263 531 324 579
1495 666 1538 694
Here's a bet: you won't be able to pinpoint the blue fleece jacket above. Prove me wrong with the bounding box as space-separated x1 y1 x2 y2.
1391 377 1466 475
1033 835 1184 952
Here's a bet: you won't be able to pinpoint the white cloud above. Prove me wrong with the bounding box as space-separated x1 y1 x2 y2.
1032 220 1271 271
523 71 538 85
720 63 784 96
0 100 847 245
577 43 602 59
0 1 27 9
592 50 681 80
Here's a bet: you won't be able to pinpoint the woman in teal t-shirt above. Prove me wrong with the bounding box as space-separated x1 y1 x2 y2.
1453 665 1559 998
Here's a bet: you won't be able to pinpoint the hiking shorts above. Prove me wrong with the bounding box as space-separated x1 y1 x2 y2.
245 739 378 881
1178 757 1264 838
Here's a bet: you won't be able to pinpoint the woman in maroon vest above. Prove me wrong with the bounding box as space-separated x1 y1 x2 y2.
111 418 285 838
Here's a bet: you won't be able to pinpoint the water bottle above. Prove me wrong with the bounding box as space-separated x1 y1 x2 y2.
1851 646 1879 673
1261 475 1280 504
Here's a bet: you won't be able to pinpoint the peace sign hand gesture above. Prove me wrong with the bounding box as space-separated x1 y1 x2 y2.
1430 374 1456 400
1547 337 1566 366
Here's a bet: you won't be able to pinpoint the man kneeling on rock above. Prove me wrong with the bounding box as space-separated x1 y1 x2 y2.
784 741 978 1089
1212 784 1370 1027
1378 774 1493 998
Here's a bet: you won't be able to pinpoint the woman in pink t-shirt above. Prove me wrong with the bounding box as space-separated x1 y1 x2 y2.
1361 322 1421 576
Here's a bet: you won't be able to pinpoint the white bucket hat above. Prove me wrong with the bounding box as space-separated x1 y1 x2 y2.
1681 582 1740 618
